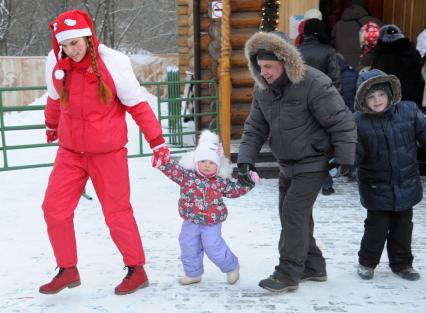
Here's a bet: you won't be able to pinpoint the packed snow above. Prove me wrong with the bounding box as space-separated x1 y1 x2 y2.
0 89 425 313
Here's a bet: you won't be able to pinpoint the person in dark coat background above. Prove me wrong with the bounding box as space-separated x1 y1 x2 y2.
372 24 425 109
331 0 382 68
299 18 342 195
353 69 425 282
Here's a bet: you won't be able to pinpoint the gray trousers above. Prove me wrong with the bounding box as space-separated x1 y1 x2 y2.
274 171 327 284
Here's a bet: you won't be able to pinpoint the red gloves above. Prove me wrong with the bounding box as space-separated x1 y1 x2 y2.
46 128 58 143
151 145 170 168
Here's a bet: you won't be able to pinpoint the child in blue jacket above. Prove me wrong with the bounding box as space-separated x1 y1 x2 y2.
354 69 426 281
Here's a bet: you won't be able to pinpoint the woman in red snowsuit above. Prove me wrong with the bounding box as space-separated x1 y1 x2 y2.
39 10 169 295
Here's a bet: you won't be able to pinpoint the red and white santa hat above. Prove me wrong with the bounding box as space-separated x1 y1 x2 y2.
49 10 98 79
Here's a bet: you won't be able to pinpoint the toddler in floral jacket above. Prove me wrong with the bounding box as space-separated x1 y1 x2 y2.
152 130 259 285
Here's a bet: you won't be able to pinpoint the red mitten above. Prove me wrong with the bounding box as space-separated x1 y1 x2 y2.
151 145 170 168
46 129 58 143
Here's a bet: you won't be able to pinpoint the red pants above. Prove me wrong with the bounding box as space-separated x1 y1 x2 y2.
42 147 145 267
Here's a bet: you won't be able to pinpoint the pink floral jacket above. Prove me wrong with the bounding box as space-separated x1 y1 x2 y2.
158 160 252 224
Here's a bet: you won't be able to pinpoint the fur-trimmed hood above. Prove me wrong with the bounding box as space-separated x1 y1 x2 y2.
354 68 401 113
245 31 305 89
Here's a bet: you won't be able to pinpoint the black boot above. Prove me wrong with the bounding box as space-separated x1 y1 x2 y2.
259 275 298 293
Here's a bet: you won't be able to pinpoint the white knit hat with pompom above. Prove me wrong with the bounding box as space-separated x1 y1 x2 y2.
179 130 233 178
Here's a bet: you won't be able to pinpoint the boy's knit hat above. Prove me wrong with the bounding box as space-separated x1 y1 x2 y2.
194 130 223 167
379 24 405 43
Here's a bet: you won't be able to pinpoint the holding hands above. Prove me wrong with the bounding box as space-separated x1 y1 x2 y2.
237 163 260 187
151 145 170 168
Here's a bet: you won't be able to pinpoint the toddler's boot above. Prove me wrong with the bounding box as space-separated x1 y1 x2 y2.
39 266 81 294
226 265 240 284
178 275 202 285
357 264 374 280
115 265 149 295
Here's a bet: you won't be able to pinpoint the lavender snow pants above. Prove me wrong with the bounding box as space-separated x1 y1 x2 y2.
179 220 238 277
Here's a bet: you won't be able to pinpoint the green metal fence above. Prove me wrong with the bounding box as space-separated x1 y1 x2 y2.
0 75 219 171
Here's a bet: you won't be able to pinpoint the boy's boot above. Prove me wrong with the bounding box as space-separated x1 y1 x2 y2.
357 264 374 280
226 265 240 284
393 267 420 281
115 265 149 295
39 266 81 294
178 275 202 285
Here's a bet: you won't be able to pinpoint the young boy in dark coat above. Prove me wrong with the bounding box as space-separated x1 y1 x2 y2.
353 69 425 281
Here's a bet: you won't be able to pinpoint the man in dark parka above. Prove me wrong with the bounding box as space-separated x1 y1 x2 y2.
237 31 357 293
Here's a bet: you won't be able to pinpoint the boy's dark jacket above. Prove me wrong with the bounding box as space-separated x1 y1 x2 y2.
354 69 426 211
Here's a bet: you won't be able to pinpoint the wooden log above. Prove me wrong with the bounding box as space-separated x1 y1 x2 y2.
178 6 188 15
230 103 251 124
231 50 248 68
231 87 253 103
179 26 189 36
200 33 211 50
177 0 189 5
231 0 264 12
230 28 258 50
201 0 264 13
231 68 254 87
178 35 188 47
178 18 188 27
231 12 261 29
200 53 213 69
231 124 245 139
200 17 211 31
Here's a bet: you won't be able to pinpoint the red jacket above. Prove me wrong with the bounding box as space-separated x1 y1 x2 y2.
45 44 164 153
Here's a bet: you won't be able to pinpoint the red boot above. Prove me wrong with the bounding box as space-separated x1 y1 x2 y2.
115 266 149 295
39 266 81 294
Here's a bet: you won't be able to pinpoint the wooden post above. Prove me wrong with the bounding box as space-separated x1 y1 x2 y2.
219 0 231 158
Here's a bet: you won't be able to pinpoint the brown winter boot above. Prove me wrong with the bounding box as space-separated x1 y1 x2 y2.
114 265 149 295
39 266 81 294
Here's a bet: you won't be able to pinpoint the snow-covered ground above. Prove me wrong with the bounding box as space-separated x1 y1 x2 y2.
0 91 425 313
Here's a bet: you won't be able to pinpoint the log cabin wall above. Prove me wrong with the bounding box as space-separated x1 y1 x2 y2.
178 0 194 80
199 0 263 139
382 0 426 42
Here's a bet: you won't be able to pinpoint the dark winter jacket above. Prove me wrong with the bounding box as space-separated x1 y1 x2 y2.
338 56 358 112
239 31 357 177
331 5 382 67
372 38 425 108
299 36 341 90
354 69 426 211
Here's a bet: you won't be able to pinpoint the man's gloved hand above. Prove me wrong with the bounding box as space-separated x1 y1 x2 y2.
237 163 257 187
151 145 170 168
46 128 58 143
